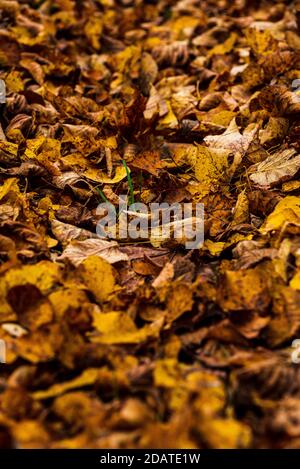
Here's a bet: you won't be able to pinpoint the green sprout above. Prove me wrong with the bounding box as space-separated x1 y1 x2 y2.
95 187 109 204
122 159 135 206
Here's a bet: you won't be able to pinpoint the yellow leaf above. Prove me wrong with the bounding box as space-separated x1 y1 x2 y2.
266 285 300 346
232 190 249 225
14 325 62 363
91 311 163 344
5 70 24 92
4 261 61 293
32 368 101 400
0 141 19 162
206 110 236 127
79 255 117 302
200 418 251 449
166 282 193 322
259 117 289 145
84 14 102 50
245 28 278 57
208 32 237 57
260 196 300 233
218 265 271 312
157 101 178 129
192 145 230 197
49 288 89 318
113 45 141 73
171 16 200 39
26 137 61 162
0 178 20 201
290 269 300 290
282 180 300 192
204 240 226 256
84 165 127 184
11 420 49 448
154 358 186 388
104 136 118 149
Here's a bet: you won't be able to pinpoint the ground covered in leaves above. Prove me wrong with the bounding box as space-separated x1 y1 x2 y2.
0 0 300 449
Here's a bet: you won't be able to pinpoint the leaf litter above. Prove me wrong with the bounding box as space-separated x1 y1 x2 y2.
0 0 300 449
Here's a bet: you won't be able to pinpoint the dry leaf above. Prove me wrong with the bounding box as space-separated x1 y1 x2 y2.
250 149 300 189
57 239 128 266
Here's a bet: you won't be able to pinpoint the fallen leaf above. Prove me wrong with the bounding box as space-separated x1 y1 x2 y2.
79 255 118 303
250 149 300 189
58 239 128 266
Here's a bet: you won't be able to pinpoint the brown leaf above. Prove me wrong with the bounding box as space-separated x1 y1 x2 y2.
249 149 300 189
57 239 128 266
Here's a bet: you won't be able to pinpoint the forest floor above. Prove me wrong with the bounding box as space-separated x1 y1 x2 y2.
0 0 300 449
